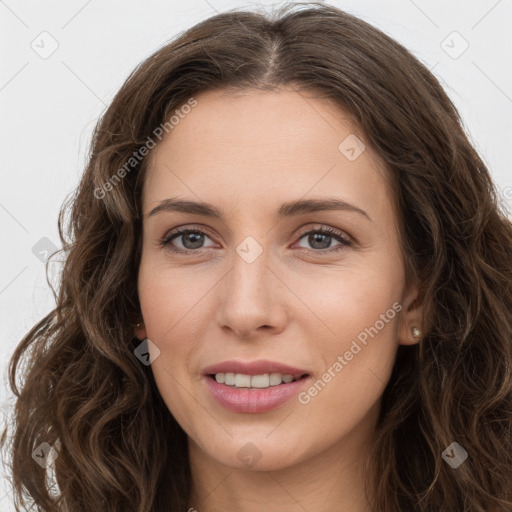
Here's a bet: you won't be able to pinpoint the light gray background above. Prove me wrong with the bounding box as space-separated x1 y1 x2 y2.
1 0 511 509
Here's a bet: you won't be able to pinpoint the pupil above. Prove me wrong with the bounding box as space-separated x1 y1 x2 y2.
184 233 203 249
310 233 330 249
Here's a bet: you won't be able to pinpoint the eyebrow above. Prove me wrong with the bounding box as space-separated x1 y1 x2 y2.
147 197 372 222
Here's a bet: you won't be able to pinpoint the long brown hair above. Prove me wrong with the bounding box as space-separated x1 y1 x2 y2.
2 2 512 511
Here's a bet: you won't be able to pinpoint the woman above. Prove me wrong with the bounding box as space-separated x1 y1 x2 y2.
2 2 511 511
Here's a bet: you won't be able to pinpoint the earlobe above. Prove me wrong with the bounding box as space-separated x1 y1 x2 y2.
133 321 147 340
402 325 423 345
399 323 423 346
411 326 421 340
397 285 424 346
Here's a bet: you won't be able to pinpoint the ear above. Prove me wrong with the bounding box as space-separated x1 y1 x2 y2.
133 321 147 341
397 281 424 346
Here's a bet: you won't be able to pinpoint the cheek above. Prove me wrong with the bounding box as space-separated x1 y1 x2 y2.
291 260 402 399
137 260 204 433
137 255 217 341
290 257 402 338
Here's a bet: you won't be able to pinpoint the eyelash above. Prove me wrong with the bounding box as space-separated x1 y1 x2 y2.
159 225 352 255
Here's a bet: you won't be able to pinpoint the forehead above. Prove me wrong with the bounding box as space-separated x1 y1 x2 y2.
143 87 393 221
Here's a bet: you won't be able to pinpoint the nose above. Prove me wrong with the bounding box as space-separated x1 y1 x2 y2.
215 245 288 340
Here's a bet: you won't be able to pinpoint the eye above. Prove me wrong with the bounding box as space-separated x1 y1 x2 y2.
294 226 352 252
160 227 216 253
159 225 352 255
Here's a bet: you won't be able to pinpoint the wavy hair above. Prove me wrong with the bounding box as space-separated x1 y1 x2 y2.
2 2 512 511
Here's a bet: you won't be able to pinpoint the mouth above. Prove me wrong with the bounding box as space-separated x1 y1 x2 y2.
203 370 312 413
201 359 312 412
206 372 310 389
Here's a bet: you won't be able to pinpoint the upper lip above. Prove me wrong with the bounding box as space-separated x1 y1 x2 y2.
202 359 310 379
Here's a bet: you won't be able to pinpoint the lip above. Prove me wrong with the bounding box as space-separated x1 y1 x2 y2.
203 374 312 413
201 359 309 380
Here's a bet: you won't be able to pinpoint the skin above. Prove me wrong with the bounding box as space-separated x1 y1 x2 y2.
134 87 423 512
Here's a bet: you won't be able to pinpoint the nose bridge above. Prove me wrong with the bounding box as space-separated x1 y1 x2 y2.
216 233 286 335
228 234 271 305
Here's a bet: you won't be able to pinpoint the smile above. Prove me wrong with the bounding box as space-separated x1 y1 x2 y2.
211 372 306 388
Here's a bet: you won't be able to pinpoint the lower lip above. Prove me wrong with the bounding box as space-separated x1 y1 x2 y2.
203 375 311 413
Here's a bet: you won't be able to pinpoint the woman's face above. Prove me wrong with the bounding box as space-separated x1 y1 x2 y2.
136 87 421 472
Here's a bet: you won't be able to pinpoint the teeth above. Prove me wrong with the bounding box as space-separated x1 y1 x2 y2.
269 373 282 386
214 372 300 388
235 374 251 388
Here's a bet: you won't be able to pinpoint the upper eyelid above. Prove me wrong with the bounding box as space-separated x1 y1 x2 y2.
162 224 217 241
